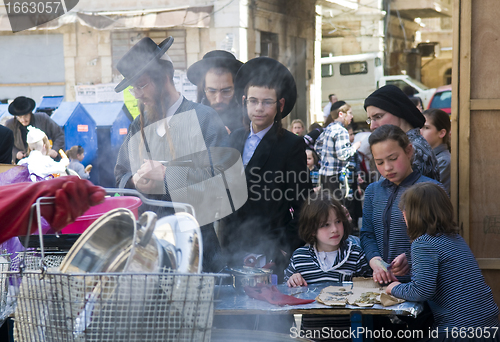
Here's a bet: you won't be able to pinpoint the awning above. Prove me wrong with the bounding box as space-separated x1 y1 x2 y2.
0 6 213 31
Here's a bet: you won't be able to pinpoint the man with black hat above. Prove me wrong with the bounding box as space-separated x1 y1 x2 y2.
6 96 65 164
187 50 244 133
221 57 312 278
113 37 246 272
364 85 440 180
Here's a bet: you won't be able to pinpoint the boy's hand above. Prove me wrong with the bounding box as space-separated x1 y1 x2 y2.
287 273 307 287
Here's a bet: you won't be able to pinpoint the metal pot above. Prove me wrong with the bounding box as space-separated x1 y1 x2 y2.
154 212 202 273
229 267 273 291
60 209 176 274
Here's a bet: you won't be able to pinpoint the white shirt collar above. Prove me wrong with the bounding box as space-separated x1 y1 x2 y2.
249 122 274 140
157 94 183 137
166 94 183 123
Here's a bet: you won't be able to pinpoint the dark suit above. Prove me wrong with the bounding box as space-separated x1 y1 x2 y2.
0 125 13 164
222 125 312 277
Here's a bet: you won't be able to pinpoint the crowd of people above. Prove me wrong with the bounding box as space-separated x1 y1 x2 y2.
0 35 497 342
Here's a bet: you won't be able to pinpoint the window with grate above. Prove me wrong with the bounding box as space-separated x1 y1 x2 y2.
260 31 279 59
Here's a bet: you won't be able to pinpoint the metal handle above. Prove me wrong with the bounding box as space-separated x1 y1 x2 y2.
104 188 196 218
137 212 157 248
21 196 55 273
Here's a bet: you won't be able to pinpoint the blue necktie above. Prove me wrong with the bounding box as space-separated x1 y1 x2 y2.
243 135 260 167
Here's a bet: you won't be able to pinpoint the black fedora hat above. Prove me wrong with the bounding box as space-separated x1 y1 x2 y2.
234 57 297 118
9 96 36 116
114 36 174 93
187 50 243 85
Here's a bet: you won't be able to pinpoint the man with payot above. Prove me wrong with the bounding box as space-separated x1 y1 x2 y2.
187 50 244 134
113 37 247 272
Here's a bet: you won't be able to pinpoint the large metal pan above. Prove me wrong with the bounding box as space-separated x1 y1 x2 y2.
59 209 175 274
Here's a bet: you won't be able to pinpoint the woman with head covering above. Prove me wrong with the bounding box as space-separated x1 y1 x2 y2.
364 85 440 181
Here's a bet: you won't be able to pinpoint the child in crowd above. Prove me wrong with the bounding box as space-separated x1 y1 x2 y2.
285 192 371 285
360 124 442 284
17 126 69 181
388 182 499 342
285 192 371 341
421 109 451 194
304 125 324 151
306 149 320 190
66 145 92 180
290 119 305 136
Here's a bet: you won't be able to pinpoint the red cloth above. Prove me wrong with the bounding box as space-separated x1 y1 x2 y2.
0 176 105 244
244 284 315 306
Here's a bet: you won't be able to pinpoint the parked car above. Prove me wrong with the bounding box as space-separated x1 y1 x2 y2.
428 85 452 114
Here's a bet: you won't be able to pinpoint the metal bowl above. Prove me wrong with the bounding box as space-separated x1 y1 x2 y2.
229 267 273 291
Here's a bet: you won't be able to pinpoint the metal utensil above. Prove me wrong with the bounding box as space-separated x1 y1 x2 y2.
228 266 273 292
59 209 170 274
154 213 202 273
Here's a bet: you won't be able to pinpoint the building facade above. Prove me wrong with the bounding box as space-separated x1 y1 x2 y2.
0 0 319 127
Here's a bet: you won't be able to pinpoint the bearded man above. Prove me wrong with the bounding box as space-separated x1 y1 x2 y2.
114 37 246 272
187 50 244 133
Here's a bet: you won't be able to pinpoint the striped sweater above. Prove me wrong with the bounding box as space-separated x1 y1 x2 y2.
360 171 442 282
284 240 372 283
391 234 500 332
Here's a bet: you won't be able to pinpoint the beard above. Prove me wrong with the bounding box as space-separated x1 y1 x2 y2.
140 86 168 123
141 102 162 123
211 102 230 113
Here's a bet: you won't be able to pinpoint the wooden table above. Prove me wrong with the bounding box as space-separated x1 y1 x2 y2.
214 282 424 342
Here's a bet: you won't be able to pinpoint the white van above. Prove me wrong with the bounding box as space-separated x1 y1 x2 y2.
321 52 435 122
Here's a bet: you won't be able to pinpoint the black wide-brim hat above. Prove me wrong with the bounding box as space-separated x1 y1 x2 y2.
114 36 174 93
9 96 36 116
234 57 297 118
187 50 243 85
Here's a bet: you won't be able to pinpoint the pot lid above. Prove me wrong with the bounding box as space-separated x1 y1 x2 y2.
60 208 138 274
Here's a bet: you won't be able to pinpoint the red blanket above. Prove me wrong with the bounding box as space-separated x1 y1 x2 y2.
244 284 315 306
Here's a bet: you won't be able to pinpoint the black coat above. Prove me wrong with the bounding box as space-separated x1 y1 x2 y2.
222 125 312 272
0 125 13 164
6 113 65 164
